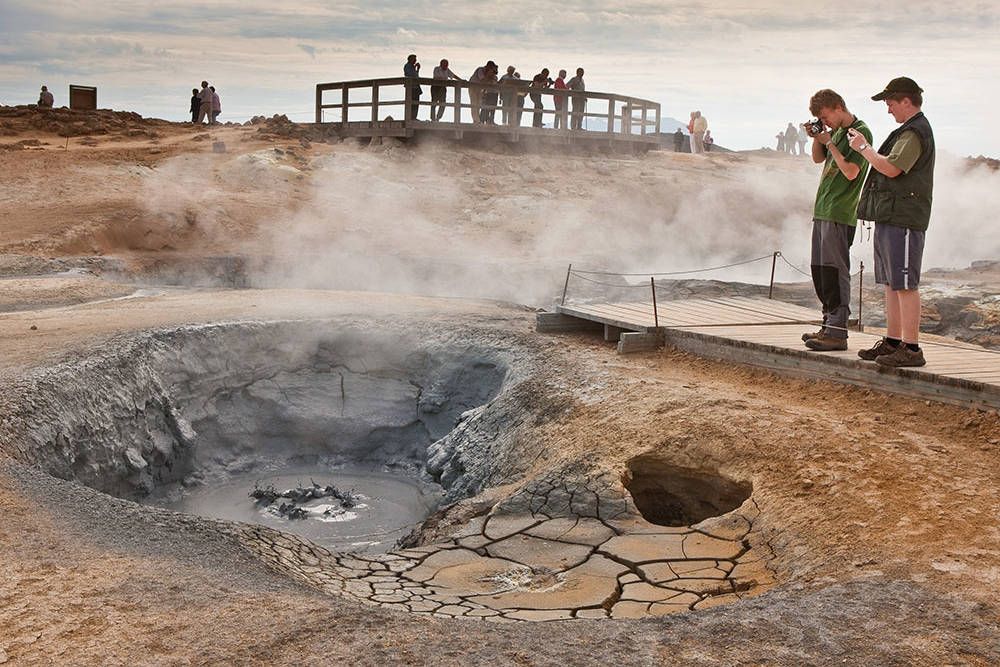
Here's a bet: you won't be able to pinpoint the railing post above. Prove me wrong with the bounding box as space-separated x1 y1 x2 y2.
858 261 864 332
640 104 647 135
654 104 661 135
315 84 322 124
371 83 379 123
561 264 572 306
404 79 413 123
341 86 349 126
650 277 659 328
607 99 615 135
768 251 779 299
453 81 461 123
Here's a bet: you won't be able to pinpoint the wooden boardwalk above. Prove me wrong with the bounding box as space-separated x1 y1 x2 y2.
314 77 661 151
541 296 1000 411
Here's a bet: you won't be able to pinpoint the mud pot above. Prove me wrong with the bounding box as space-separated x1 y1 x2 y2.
2 317 774 622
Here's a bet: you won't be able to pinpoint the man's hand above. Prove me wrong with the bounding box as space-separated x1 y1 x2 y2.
814 130 832 146
846 128 868 151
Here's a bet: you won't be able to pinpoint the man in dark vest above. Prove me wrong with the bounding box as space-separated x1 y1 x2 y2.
849 77 935 367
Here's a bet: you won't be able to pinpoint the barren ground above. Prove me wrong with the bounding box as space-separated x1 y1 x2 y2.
1 107 998 665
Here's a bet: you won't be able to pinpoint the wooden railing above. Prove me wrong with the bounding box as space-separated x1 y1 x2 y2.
315 77 660 138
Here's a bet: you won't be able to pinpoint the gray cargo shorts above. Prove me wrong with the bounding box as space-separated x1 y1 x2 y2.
873 223 925 290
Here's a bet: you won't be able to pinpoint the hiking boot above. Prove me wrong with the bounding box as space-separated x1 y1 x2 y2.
804 334 848 351
876 345 926 368
858 338 898 361
801 329 824 342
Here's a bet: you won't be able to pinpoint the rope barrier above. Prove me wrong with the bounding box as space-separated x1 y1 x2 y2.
571 254 775 277
559 248 1000 357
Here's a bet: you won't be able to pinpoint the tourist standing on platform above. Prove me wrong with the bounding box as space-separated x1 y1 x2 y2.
480 62 500 124
197 81 213 124
431 59 462 121
404 54 422 120
469 61 496 124
691 111 707 153
530 69 552 127
797 125 808 156
189 88 200 123
552 70 568 129
850 77 935 368
704 130 714 152
38 85 54 108
567 68 586 130
801 89 872 352
499 66 519 125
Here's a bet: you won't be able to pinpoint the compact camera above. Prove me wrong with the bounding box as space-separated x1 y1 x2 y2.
804 119 825 135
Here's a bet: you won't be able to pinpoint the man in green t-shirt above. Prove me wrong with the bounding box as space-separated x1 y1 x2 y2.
801 89 873 351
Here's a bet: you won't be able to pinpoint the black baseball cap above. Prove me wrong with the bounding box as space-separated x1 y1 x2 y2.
872 77 923 101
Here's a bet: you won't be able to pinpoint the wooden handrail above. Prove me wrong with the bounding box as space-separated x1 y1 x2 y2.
315 76 660 136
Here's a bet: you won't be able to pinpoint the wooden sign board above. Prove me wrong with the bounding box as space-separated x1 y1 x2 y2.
69 85 97 110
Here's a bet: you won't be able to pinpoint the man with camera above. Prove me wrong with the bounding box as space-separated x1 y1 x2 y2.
801 89 873 352
848 77 935 367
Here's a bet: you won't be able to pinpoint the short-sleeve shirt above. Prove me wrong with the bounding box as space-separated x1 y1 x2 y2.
813 118 873 227
886 130 922 174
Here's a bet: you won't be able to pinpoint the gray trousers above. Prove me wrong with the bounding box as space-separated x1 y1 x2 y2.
810 219 855 338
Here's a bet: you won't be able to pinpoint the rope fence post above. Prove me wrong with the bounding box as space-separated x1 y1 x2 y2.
768 251 779 299
650 277 659 328
858 261 864 332
561 263 572 306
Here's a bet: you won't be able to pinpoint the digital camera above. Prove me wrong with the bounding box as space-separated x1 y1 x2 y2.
804 119 825 134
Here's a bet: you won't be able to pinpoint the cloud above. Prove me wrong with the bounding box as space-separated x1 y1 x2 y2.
1 0 998 154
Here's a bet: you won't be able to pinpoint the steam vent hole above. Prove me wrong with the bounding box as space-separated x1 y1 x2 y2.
623 455 752 526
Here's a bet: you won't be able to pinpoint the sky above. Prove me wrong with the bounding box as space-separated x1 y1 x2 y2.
2 1 999 156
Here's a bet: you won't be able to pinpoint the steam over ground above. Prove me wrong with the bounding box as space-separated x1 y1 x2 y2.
125 141 1000 304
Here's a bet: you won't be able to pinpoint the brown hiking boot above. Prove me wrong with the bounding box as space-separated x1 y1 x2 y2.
875 345 926 368
805 334 848 351
801 329 824 342
858 338 898 361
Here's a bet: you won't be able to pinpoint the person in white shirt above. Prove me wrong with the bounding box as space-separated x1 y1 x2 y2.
431 58 462 121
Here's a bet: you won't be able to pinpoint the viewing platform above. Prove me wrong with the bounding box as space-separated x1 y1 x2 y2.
315 77 661 151
538 296 1000 412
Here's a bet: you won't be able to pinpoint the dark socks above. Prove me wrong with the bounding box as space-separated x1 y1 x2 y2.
905 342 921 352
886 337 902 348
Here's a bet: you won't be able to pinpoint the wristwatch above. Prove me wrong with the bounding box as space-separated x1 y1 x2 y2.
857 142 869 151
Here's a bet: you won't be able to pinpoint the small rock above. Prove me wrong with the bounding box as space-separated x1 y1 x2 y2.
212 141 227 153
29 324 37 330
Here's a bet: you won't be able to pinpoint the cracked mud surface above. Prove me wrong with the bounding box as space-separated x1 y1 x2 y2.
1 290 999 665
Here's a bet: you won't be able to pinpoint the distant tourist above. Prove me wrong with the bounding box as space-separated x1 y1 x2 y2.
785 122 799 155
775 132 785 152
797 125 808 156
38 85 54 108
499 66 519 125
469 61 497 124
530 68 552 128
691 111 708 153
189 88 200 123
480 62 500 124
552 69 568 129
567 68 586 130
704 130 714 152
801 88 872 353
404 54 422 120
850 77 935 367
673 127 685 152
210 86 222 124
197 81 213 124
431 58 462 121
